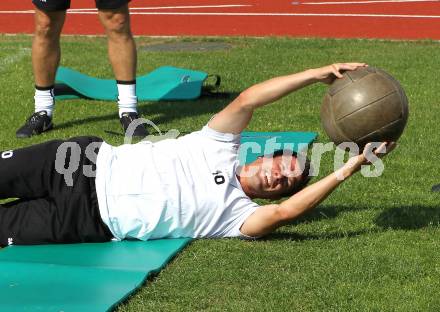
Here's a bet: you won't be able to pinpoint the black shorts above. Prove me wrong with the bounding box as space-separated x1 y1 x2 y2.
0 136 113 247
32 0 131 12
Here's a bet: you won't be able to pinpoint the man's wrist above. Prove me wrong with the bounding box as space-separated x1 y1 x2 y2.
345 158 363 176
335 158 363 180
306 68 320 83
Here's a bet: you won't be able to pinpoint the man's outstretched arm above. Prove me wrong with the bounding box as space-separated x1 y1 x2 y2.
240 142 396 238
208 63 366 134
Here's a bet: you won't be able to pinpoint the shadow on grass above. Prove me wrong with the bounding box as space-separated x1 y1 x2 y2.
259 204 377 242
374 205 440 230
290 204 371 225
262 229 375 242
54 93 238 132
260 204 440 242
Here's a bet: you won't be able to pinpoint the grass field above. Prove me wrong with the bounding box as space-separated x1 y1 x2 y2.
1 34 440 311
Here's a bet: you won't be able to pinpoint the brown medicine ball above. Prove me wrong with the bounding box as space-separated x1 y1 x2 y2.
320 67 409 148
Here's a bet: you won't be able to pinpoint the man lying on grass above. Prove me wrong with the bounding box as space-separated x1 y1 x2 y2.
0 62 395 246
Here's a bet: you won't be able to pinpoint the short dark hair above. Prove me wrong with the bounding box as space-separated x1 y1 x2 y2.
266 149 312 198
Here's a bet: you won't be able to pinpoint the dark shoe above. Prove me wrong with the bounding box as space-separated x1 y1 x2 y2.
16 111 53 138
119 112 148 137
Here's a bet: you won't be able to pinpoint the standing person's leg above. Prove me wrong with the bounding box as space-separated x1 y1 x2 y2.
97 1 148 137
16 1 68 138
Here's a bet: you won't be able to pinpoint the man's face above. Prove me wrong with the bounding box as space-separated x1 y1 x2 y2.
239 154 305 199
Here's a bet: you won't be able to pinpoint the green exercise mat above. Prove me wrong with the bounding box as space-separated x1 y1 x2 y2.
54 66 209 101
239 131 317 164
0 131 316 312
0 239 191 312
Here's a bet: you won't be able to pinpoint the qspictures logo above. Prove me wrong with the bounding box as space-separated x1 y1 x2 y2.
52 118 390 187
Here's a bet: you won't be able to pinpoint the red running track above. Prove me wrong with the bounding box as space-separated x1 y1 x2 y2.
1 0 440 39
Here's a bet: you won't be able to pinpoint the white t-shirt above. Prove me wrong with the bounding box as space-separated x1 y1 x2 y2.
95 126 259 241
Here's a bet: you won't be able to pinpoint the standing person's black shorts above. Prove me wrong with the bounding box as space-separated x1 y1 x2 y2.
32 0 131 12
0 136 113 247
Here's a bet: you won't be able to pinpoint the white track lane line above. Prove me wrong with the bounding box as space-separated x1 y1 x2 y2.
66 12 440 18
0 10 34 13
1 11 440 19
303 0 440 5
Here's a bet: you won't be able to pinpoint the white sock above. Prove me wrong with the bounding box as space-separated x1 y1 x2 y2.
117 81 137 117
34 86 54 117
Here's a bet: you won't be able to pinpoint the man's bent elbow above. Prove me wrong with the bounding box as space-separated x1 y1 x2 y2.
276 205 295 223
277 203 306 224
236 90 256 112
